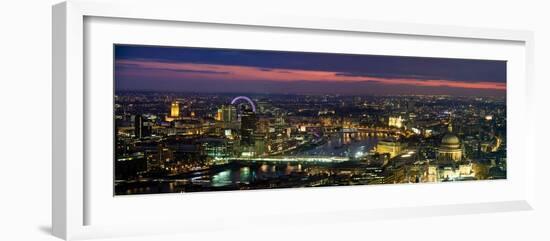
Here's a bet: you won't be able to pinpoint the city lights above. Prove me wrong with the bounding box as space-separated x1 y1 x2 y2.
114 45 507 195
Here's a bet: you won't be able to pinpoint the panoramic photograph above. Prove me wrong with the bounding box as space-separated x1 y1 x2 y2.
114 44 507 195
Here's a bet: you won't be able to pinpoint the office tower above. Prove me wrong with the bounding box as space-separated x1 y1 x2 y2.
221 105 237 123
240 110 258 146
134 114 151 138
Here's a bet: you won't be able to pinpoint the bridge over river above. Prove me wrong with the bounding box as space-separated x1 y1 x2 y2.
218 156 351 164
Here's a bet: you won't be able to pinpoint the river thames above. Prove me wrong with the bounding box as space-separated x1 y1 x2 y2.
115 133 380 195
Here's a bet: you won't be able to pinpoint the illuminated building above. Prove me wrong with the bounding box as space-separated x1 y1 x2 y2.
429 122 472 182
134 114 151 138
218 105 237 123
437 123 463 162
216 109 223 121
173 119 202 135
441 166 458 180
427 164 438 182
171 101 180 117
199 138 233 158
388 116 403 128
165 101 181 121
458 163 473 176
428 161 474 182
375 138 405 158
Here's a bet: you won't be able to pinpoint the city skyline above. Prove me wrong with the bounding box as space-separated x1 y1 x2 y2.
114 45 507 195
115 45 506 96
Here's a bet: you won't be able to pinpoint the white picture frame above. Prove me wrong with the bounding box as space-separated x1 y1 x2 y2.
52 0 535 240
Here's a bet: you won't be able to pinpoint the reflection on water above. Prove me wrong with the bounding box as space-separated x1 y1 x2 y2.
297 133 378 157
116 134 379 195
211 170 232 187
210 163 304 188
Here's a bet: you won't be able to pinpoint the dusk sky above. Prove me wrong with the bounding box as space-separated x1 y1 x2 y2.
114 45 506 96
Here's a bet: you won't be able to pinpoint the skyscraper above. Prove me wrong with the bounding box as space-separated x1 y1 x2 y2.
240 110 258 146
134 114 151 138
221 105 237 123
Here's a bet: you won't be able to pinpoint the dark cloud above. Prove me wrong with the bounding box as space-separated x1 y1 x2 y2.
114 44 507 96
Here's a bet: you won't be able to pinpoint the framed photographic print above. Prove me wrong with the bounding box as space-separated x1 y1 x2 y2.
53 0 535 240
